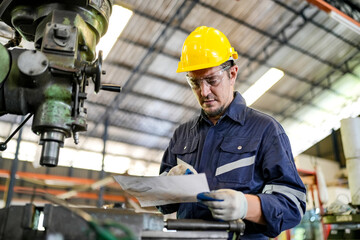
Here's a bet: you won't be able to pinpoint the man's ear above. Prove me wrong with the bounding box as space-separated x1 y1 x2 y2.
230 65 238 86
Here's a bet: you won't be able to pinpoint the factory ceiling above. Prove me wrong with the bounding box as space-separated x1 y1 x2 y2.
0 0 359 175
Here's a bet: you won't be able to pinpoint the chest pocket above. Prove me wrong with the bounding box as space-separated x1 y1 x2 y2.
216 137 260 184
171 137 199 165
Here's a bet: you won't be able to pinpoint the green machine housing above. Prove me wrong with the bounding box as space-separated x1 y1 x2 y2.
0 0 119 167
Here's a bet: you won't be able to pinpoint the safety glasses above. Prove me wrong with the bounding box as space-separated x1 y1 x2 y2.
186 65 231 90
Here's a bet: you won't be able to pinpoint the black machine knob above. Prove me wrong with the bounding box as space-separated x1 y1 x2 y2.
100 84 122 92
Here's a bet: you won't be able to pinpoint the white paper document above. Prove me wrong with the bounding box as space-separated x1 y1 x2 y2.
113 173 210 207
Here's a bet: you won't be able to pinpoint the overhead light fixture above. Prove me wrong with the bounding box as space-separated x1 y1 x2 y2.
96 5 133 60
307 0 360 35
329 11 360 35
242 67 284 106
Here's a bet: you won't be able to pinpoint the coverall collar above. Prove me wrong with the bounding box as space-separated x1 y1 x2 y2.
192 91 247 129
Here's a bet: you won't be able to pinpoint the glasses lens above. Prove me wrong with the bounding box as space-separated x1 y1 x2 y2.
186 68 226 89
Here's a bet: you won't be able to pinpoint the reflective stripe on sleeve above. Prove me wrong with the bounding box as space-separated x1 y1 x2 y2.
262 184 306 217
215 155 255 176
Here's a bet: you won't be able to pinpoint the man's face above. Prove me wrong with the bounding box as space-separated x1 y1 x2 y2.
187 65 238 123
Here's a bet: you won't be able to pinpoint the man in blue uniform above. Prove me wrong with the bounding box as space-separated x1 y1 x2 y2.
157 26 306 239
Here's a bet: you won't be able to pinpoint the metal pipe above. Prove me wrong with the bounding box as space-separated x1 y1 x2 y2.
165 219 245 234
97 117 109 207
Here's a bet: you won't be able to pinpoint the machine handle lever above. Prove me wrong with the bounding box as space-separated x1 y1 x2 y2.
0 113 33 151
100 84 121 93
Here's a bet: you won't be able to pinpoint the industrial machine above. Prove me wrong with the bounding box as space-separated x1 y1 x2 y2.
0 1 245 239
0 0 121 167
0 181 245 239
0 188 244 239
322 117 360 239
0 203 245 239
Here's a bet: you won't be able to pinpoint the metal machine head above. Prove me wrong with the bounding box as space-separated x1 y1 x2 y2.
0 0 120 167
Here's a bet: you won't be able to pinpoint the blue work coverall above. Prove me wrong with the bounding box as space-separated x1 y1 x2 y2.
158 91 306 239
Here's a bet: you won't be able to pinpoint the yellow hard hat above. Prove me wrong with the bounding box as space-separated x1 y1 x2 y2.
176 26 238 73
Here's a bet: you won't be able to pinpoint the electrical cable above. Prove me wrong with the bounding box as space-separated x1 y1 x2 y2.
0 0 12 17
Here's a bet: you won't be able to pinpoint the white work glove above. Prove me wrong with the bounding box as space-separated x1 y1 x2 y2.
167 164 197 176
199 189 248 221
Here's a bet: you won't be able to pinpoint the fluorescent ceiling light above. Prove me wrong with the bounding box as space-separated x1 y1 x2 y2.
329 11 360 35
242 68 284 106
96 5 133 59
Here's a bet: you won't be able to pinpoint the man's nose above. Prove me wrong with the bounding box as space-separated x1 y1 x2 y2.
199 81 211 96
